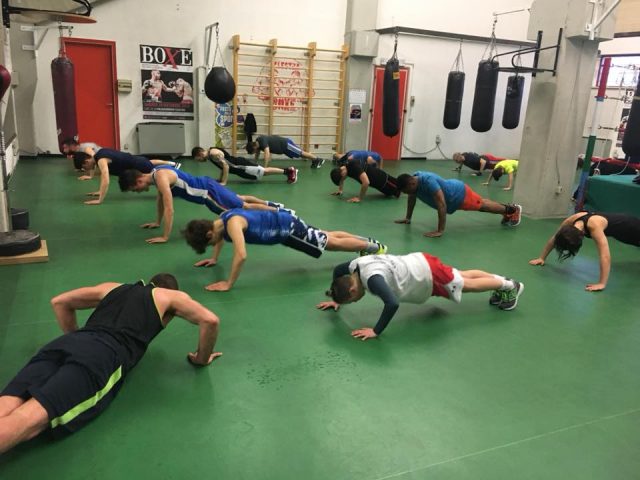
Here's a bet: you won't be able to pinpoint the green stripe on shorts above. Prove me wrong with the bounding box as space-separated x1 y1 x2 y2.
50 366 123 429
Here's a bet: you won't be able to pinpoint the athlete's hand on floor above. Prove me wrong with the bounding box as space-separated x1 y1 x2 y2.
585 283 606 292
84 200 101 205
141 222 160 229
394 218 411 224
205 281 232 292
86 191 100 196
423 231 443 238
316 301 340 311
503 187 512 191
347 197 361 203
351 328 377 341
146 237 168 244
330 191 343 196
194 259 217 267
187 351 223 366
78 175 92 181
482 181 490 186
528 258 545 266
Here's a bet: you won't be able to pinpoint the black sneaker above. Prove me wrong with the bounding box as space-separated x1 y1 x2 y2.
311 158 325 169
499 281 524 311
489 290 502 306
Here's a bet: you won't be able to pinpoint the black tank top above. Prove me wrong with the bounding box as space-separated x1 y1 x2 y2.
84 282 164 371
574 211 640 246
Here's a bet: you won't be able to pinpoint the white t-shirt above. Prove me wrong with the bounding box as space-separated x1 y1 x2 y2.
349 253 433 304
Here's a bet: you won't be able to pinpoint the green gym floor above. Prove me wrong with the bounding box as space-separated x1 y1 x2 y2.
1 157 639 479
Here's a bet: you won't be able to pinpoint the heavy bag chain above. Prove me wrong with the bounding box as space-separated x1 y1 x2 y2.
212 23 227 69
392 28 399 61
482 16 499 61
450 39 465 73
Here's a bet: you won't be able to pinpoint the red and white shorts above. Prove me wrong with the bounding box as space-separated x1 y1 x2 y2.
423 253 463 303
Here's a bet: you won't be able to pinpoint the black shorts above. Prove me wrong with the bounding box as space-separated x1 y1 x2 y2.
1 330 126 438
282 216 329 258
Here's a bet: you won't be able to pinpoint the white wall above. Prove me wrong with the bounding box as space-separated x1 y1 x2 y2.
28 0 347 154
377 0 532 41
375 0 533 158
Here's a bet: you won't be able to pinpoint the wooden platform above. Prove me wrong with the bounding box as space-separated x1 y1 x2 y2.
0 240 48 265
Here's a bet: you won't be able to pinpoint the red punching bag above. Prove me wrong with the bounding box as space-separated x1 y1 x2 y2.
51 47 78 153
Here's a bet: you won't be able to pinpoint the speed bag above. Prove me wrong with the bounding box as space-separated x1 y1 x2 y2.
443 71 465 129
622 78 640 157
471 60 499 133
502 75 525 130
382 58 400 137
51 55 78 154
204 66 236 104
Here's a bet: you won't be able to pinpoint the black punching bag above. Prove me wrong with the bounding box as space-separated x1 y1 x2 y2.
471 60 499 132
443 71 465 129
622 77 640 156
382 57 400 137
204 66 236 104
502 75 525 129
51 50 78 153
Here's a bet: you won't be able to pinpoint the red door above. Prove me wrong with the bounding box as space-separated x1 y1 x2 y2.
62 38 120 149
369 66 409 161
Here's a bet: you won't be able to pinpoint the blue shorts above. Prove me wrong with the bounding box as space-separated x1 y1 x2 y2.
282 216 328 258
206 180 244 214
284 140 303 159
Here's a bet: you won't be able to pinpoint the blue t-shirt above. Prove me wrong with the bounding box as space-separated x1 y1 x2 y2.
414 171 466 214
221 209 293 244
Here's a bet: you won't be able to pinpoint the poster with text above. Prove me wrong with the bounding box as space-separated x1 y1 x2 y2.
140 44 194 120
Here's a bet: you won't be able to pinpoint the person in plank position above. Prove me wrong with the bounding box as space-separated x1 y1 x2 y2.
529 211 640 291
118 166 289 244
73 148 179 205
317 253 524 340
182 209 387 291
246 134 325 168
330 157 399 201
482 159 519 191
0 273 221 454
191 146 298 184
395 171 522 236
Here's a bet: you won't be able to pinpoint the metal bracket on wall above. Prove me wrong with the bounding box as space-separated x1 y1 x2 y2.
491 28 563 77
20 25 73 53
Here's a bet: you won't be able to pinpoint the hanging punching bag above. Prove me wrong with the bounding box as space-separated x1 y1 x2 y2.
622 77 640 157
471 60 499 132
443 71 465 129
502 75 525 129
382 57 400 137
205 66 236 104
51 50 78 153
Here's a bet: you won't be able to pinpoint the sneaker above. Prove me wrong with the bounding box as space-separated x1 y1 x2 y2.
489 290 502 306
173 162 182 170
499 281 524 311
286 167 298 184
508 204 522 227
500 213 510 225
359 241 387 256
311 158 325 169
471 171 482 176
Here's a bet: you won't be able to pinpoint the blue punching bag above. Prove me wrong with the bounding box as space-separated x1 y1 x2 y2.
383 57 400 137
51 49 78 153
502 74 525 129
471 60 499 132
443 71 465 129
